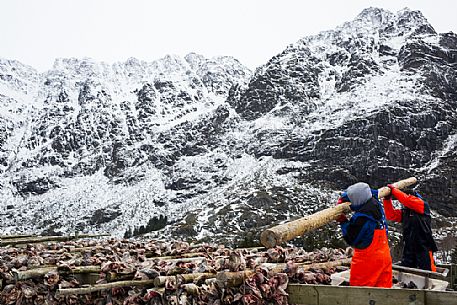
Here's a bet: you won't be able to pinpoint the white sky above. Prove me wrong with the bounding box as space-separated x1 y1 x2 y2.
1 0 456 71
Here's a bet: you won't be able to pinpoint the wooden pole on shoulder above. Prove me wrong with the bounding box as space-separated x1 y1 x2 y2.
260 177 417 248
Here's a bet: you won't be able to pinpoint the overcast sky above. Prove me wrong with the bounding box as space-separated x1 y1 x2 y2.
1 0 456 71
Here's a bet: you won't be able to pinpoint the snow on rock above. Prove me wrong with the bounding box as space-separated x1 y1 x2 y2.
0 8 456 246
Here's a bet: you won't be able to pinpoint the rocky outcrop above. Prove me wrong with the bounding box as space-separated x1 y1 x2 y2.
398 35 457 101
227 7 457 217
228 46 320 120
0 8 456 242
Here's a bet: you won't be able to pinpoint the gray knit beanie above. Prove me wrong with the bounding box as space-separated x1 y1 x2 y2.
346 182 372 208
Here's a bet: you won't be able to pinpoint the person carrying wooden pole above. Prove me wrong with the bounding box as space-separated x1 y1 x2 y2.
382 184 438 271
260 177 417 248
336 182 392 288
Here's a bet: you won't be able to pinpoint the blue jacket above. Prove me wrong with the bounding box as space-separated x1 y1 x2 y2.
340 190 388 249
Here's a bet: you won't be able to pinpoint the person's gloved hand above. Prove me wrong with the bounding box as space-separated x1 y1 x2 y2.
335 214 348 223
335 197 348 222
336 197 345 205
385 184 396 200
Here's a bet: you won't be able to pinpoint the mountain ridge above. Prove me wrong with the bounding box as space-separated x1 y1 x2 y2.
0 7 456 247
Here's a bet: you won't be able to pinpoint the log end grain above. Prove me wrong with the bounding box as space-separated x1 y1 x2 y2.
260 229 279 249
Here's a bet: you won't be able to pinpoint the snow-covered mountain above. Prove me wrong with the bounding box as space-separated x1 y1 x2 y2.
1 7 456 247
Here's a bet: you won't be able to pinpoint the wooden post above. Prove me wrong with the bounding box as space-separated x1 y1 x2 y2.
151 256 207 263
0 234 35 239
56 279 157 296
149 253 206 260
216 270 255 287
286 284 457 305
145 246 265 258
260 177 417 248
13 266 102 281
266 258 352 274
182 283 200 295
153 272 216 287
0 234 110 247
106 272 135 282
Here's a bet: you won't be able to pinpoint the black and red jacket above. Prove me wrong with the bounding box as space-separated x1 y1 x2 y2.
383 188 438 269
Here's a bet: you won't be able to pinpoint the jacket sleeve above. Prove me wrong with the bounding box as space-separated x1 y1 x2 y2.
382 197 402 222
340 220 356 246
340 217 366 247
391 188 425 214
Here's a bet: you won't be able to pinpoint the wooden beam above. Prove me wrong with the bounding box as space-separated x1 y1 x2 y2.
150 256 207 263
0 234 110 246
154 272 216 287
213 259 351 288
260 177 417 248
148 252 206 260
0 234 35 239
260 202 352 249
13 266 102 281
287 284 426 305
216 270 255 287
69 246 110 254
377 177 418 198
425 290 457 305
56 279 157 296
393 264 448 280
266 258 352 273
182 283 200 295
105 272 135 282
287 284 457 305
145 246 265 258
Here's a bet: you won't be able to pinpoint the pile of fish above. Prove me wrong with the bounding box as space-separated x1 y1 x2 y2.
0 237 351 304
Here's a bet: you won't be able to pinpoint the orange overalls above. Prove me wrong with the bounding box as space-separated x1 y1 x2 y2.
350 228 392 287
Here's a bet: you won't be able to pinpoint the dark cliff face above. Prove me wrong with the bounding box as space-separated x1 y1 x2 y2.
0 8 456 242
225 8 457 217
227 46 321 120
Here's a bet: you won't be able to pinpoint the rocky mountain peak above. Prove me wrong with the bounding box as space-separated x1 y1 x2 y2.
0 58 39 94
184 52 206 67
394 7 436 36
397 7 430 25
52 57 106 77
355 7 394 28
0 8 456 247
0 58 38 75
